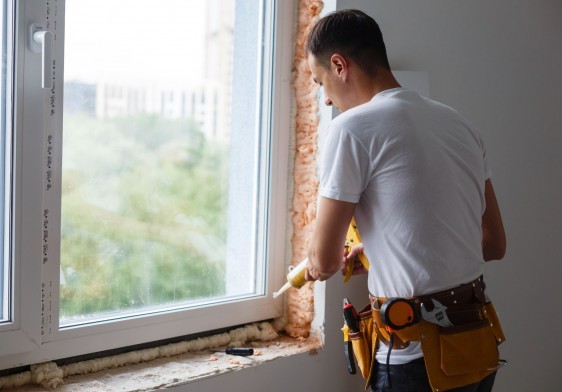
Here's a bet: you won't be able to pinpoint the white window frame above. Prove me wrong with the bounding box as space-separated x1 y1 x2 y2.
0 0 293 370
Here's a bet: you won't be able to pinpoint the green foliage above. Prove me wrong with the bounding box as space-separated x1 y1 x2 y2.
60 113 228 320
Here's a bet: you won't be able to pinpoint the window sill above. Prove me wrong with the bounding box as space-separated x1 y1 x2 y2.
8 334 322 391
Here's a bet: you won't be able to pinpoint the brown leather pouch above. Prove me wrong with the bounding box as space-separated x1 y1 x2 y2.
421 301 505 391
439 320 499 376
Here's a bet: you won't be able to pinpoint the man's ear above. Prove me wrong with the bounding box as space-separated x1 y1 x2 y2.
330 54 348 80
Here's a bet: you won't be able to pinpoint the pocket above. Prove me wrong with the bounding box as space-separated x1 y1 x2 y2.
349 330 372 379
439 320 499 376
442 303 484 326
349 305 374 380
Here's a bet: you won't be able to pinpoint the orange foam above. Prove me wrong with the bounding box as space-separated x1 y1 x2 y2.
285 0 324 338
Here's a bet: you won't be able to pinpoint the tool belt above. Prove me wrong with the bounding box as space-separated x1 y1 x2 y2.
343 276 506 391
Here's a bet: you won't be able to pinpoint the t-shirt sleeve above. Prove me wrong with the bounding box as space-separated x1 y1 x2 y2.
479 132 492 180
318 127 371 203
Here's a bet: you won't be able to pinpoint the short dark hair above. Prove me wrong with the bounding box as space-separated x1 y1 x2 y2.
306 9 390 74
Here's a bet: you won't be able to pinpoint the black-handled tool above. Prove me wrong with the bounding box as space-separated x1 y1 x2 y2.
343 298 360 333
343 298 359 374
210 347 254 356
344 340 356 374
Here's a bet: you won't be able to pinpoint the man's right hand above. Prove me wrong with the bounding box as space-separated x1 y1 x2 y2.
341 243 368 276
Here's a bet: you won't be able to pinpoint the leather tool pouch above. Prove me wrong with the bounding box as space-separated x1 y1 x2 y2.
349 276 506 391
346 304 376 381
421 301 505 391
439 319 497 376
369 276 506 392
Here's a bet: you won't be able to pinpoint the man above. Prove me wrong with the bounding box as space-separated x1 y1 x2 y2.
303 9 506 392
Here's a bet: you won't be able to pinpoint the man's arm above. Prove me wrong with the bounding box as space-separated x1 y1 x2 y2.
482 179 506 261
306 197 357 281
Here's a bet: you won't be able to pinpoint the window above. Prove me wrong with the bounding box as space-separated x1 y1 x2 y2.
0 0 10 326
0 0 291 370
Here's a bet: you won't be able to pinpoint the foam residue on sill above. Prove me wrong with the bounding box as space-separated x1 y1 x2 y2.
0 322 321 391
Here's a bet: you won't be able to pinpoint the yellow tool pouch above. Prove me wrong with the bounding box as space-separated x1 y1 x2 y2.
420 301 505 391
342 302 505 391
366 276 506 391
342 304 377 381
344 275 506 391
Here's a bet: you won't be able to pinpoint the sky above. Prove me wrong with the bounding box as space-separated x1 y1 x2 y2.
64 0 207 85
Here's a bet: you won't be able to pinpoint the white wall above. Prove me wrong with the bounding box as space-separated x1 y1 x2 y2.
173 1 561 391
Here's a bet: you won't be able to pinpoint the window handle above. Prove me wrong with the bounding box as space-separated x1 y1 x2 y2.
29 24 53 89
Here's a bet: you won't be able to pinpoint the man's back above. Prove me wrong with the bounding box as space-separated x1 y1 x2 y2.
320 88 489 297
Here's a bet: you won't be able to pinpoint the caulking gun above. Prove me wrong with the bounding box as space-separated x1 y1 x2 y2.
272 218 370 298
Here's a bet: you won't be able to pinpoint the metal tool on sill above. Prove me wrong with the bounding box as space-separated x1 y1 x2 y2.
208 347 254 356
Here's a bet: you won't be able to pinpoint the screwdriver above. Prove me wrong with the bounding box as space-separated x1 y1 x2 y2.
209 347 254 356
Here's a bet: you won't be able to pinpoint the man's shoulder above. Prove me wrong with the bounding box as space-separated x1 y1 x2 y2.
331 99 388 129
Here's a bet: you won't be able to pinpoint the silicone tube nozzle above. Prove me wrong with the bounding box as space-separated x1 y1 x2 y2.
272 281 292 298
272 258 308 298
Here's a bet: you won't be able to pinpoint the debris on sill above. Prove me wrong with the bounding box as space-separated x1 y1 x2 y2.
0 320 323 391
2 332 322 391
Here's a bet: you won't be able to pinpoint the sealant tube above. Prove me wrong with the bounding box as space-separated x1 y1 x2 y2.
272 258 308 298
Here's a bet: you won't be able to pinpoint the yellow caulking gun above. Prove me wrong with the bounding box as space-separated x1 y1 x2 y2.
343 217 370 282
272 218 370 298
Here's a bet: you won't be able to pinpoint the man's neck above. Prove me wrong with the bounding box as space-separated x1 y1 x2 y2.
360 68 401 101
341 66 402 111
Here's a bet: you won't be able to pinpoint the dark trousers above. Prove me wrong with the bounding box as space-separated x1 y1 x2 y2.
370 358 497 392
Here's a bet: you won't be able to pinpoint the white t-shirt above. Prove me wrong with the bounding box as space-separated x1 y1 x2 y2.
319 88 490 364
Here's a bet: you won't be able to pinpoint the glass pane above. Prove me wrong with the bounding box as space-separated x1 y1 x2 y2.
0 0 9 323
60 0 261 325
